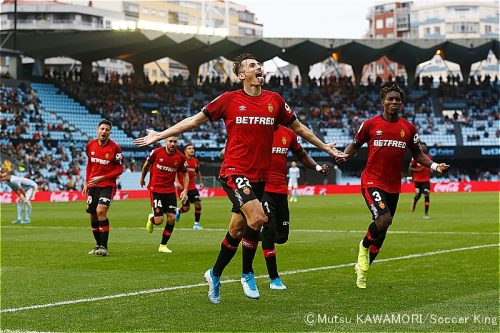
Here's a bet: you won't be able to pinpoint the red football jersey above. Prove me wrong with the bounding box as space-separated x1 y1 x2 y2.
354 115 420 193
265 126 303 194
410 153 432 182
203 89 296 182
85 139 123 188
176 157 199 191
147 147 187 194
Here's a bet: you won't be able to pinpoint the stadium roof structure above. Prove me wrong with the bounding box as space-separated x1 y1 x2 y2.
2 30 498 86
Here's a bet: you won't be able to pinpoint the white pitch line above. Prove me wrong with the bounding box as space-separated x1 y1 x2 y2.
1 243 498 314
1 225 498 235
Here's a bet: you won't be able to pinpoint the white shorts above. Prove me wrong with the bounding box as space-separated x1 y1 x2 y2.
24 187 37 203
288 179 298 189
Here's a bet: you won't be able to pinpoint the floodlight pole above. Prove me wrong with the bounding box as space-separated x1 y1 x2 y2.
14 0 18 50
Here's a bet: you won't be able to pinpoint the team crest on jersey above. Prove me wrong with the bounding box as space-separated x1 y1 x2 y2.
282 137 287 144
376 130 383 136
91 151 95 155
400 129 405 138
174 161 178 166
267 103 274 113
105 153 110 159
160 158 164 162
239 105 246 111
378 201 386 209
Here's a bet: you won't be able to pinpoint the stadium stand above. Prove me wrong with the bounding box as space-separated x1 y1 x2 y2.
1 73 498 191
30 83 134 147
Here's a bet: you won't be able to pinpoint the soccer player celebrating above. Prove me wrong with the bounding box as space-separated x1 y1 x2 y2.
287 161 300 202
174 143 204 230
140 136 189 253
408 143 432 219
1 171 38 224
261 125 329 290
83 120 123 257
336 83 449 289
134 53 346 304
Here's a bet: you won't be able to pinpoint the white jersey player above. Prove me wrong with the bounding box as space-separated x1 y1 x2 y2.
288 161 300 202
1 171 38 224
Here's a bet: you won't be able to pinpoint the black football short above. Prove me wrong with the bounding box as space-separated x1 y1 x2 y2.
219 175 265 213
150 192 177 216
261 191 290 236
361 187 399 221
414 181 430 195
181 189 201 207
86 186 115 213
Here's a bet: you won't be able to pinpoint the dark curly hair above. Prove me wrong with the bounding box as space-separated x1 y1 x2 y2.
232 53 257 76
379 83 406 101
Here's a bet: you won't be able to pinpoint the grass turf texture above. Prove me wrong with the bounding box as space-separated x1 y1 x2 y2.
1 192 498 332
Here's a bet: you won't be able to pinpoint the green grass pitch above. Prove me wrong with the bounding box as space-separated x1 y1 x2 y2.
1 192 498 332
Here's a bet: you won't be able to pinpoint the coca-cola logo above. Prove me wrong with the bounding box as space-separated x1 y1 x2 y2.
433 182 460 192
50 192 70 202
199 188 215 198
0 192 13 204
296 186 316 196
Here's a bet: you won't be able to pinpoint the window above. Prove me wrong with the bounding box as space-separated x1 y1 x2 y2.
239 27 255 36
178 12 189 24
123 2 139 13
239 11 255 23
386 17 394 28
386 33 394 38
485 25 492 33
179 1 200 9
434 26 440 34
376 19 383 29
446 22 479 33
376 64 384 74
151 9 157 16
425 27 431 35
142 8 149 15
159 11 165 18
151 69 157 77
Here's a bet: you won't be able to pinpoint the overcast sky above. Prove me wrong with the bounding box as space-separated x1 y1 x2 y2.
234 0 373 39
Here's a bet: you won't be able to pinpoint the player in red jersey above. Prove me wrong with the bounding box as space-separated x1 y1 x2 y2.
408 143 432 219
134 53 346 304
261 125 329 290
82 120 124 257
174 143 204 230
140 136 189 253
336 83 449 289
220 126 329 290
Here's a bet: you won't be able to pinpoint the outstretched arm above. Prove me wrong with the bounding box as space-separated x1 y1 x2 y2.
133 112 209 147
412 149 449 174
295 150 330 176
335 142 361 165
289 119 347 158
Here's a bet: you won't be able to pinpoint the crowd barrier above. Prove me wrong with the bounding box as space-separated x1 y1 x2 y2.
1 181 498 204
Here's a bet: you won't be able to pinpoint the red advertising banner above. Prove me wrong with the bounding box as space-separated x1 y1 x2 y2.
1 181 498 204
